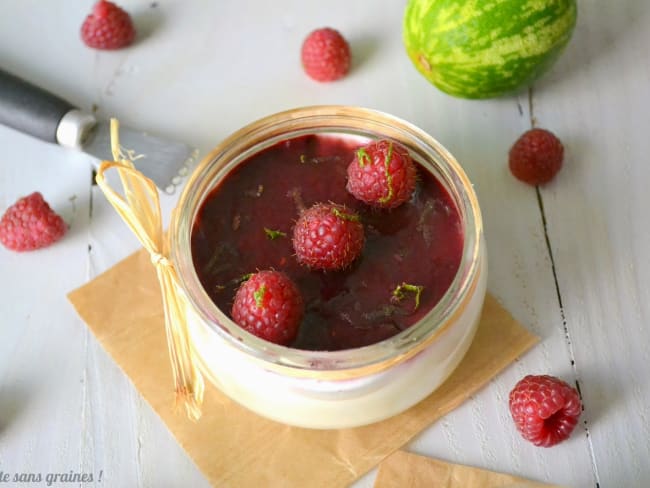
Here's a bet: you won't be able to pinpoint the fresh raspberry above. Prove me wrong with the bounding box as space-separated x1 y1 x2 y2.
346 140 417 209
509 374 582 447
292 203 364 270
301 28 351 82
231 270 304 346
0 192 67 252
509 128 564 185
81 0 136 50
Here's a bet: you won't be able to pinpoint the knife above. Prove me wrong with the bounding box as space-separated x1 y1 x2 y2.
0 68 197 193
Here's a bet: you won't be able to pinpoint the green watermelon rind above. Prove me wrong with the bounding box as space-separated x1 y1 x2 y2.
403 0 578 99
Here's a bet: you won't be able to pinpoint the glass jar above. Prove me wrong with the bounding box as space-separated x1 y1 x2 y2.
170 106 487 429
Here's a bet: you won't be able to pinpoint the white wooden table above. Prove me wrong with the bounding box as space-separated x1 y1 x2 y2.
1 1 648 486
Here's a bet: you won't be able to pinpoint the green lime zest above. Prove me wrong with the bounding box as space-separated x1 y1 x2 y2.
254 284 267 308
356 147 371 166
331 206 360 222
264 227 287 240
300 154 307 163
379 142 395 204
392 282 424 311
238 273 253 283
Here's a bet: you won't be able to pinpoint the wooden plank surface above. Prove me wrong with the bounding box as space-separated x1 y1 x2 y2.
1 1 648 486
531 2 650 486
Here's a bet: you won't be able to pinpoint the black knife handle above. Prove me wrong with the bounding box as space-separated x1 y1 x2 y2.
0 68 75 143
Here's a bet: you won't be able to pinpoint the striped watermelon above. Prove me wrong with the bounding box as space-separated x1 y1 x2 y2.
403 0 577 99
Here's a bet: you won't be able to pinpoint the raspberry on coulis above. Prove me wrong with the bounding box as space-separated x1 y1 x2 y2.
301 28 351 82
231 270 303 346
509 128 564 185
81 0 136 50
346 139 417 209
292 202 365 271
0 192 67 252
509 374 582 447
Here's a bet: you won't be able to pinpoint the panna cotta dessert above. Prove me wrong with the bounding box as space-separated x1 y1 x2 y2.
171 106 486 429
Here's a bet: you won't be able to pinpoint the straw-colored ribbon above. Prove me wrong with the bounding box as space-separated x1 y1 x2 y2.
95 119 204 420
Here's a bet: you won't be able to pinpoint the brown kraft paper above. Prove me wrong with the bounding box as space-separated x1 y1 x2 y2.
374 450 564 487
67 248 538 487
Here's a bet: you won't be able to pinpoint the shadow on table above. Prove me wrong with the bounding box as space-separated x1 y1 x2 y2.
573 367 618 431
0 385 31 435
535 0 650 95
132 1 166 46
349 33 381 73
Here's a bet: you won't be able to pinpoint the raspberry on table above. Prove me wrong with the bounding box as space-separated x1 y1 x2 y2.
509 128 564 185
346 139 417 209
0 192 67 252
81 0 136 50
509 374 582 447
231 270 303 346
301 28 351 82
292 203 364 271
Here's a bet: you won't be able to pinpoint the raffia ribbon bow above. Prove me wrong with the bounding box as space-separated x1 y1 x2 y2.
95 119 204 420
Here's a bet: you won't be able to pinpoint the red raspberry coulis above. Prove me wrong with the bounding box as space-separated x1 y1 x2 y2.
191 134 463 351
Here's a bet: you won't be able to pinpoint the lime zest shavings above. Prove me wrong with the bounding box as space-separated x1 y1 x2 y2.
264 227 287 240
254 284 267 308
356 147 371 166
238 273 253 283
331 207 360 222
392 282 424 311
379 142 395 204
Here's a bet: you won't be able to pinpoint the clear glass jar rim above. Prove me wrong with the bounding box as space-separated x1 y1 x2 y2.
170 105 483 376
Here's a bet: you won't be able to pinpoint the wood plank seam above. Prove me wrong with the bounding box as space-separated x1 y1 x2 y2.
529 85 601 487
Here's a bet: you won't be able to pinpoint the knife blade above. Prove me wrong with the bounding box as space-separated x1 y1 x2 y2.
0 68 197 194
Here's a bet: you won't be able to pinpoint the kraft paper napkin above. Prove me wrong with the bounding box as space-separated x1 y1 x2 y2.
68 249 538 487
374 451 563 487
